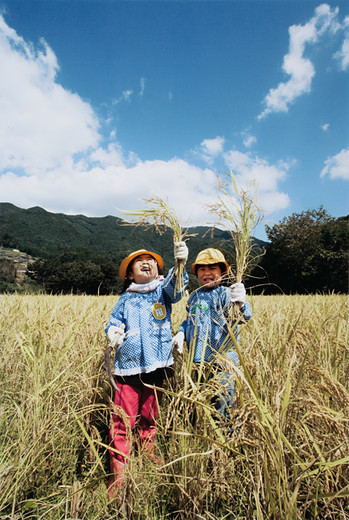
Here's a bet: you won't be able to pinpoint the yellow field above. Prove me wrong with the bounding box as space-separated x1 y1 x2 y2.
0 293 348 519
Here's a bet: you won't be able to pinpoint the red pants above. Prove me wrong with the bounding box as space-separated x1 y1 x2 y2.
109 380 163 464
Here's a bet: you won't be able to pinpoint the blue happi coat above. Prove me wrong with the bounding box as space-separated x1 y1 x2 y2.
180 286 252 364
105 267 188 376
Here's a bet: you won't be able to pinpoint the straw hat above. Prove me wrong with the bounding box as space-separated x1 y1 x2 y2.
118 249 164 280
190 248 229 275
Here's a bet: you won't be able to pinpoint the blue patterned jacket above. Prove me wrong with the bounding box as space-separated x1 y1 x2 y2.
105 267 188 376
180 286 252 364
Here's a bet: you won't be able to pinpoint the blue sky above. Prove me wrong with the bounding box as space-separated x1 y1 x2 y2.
0 0 348 241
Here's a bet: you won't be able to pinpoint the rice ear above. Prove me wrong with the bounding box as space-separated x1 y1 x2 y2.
119 196 194 295
206 169 263 284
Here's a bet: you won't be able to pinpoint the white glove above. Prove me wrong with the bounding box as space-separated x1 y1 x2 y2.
230 283 246 308
174 241 188 264
172 331 184 355
107 324 126 347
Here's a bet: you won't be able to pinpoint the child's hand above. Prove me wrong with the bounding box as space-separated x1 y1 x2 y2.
107 324 126 347
172 331 185 355
230 283 246 308
174 242 188 264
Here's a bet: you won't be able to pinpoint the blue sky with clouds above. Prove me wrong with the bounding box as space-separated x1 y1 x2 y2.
0 0 348 240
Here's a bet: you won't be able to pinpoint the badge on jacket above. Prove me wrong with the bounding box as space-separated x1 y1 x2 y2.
152 302 166 320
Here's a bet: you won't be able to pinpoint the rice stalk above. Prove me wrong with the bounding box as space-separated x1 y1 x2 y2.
120 196 193 295
1 293 348 519
207 169 263 281
206 170 263 322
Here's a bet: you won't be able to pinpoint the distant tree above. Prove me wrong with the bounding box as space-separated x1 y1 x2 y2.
99 262 122 294
259 207 348 293
1 234 16 249
28 259 57 291
28 259 121 294
58 262 103 294
317 216 349 293
0 259 17 292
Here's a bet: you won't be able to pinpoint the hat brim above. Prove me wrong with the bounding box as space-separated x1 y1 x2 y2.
119 249 164 280
190 259 230 275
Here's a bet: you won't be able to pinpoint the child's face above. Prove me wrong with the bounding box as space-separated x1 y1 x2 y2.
197 263 223 290
128 254 159 284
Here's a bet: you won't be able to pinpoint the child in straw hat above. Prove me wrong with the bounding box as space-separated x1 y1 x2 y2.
105 242 188 500
172 248 251 428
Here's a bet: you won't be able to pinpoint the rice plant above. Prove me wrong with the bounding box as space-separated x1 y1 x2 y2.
207 169 264 284
120 195 193 295
0 293 348 519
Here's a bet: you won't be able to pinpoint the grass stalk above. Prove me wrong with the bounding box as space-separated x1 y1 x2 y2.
120 196 193 295
0 293 348 519
207 169 263 284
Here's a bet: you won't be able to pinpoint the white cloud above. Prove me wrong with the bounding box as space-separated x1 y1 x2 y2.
223 150 291 213
113 89 133 105
0 14 219 225
89 142 126 168
201 136 225 156
139 77 146 96
243 135 257 148
321 123 330 131
194 138 290 215
334 15 349 70
258 4 341 119
338 36 349 70
0 157 218 225
0 15 100 173
0 13 292 231
197 136 225 164
257 191 291 214
320 148 349 180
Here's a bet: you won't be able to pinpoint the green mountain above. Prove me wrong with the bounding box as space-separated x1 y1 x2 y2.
0 202 267 269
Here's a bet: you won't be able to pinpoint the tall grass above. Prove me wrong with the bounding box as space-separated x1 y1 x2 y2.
0 293 348 519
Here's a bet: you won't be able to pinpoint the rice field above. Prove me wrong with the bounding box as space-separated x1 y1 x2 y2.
0 293 348 519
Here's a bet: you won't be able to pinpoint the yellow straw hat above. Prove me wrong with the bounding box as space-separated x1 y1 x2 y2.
118 249 164 280
190 248 229 275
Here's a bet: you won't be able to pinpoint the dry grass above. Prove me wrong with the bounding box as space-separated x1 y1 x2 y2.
0 293 348 519
207 170 263 284
120 196 193 295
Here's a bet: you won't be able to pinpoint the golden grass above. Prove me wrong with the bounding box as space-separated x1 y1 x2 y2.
207 170 263 284
0 293 348 519
120 196 193 295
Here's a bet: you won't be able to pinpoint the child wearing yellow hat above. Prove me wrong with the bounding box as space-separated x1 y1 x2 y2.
172 248 251 429
105 242 188 500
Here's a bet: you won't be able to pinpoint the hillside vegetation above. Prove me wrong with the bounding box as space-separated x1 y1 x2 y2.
0 202 265 266
0 203 265 294
1 203 347 295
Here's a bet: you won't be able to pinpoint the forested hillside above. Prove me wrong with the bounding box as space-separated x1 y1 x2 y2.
0 202 265 261
1 203 347 294
0 203 265 293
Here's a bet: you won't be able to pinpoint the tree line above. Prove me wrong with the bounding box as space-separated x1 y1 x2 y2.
1 207 347 294
255 208 348 294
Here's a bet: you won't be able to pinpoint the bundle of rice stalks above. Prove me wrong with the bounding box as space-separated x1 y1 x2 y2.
207 170 263 319
120 196 191 295
207 170 263 285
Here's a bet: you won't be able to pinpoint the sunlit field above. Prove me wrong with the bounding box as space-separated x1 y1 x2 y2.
0 293 348 519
